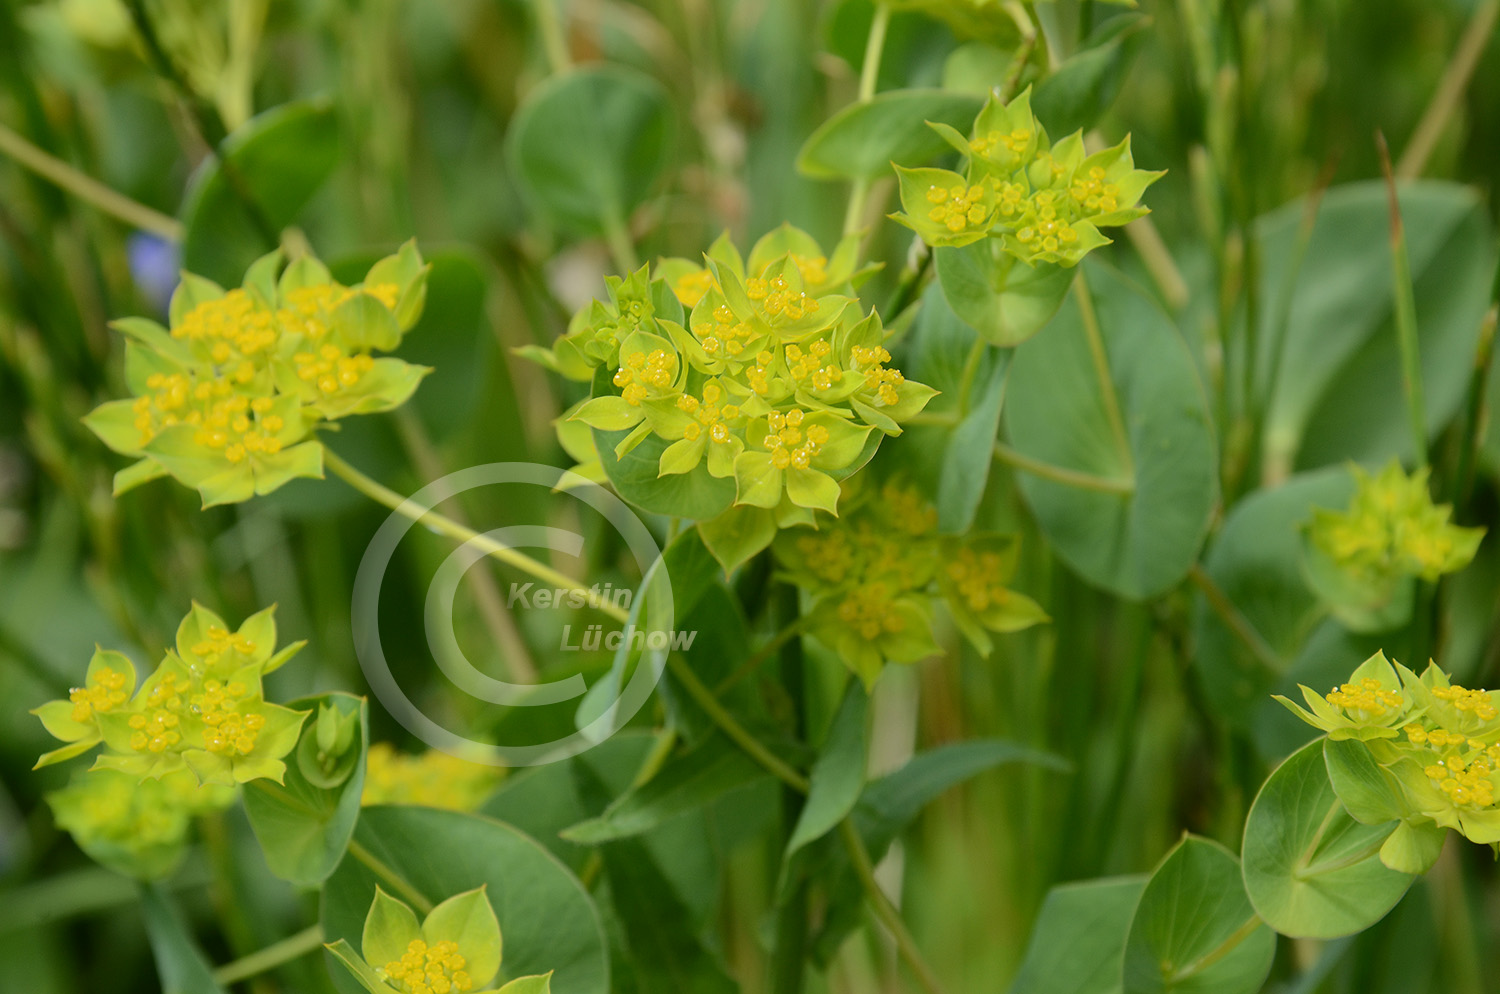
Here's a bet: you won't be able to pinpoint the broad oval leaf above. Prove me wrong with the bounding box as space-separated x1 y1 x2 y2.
1190 468 1374 750
1006 875 1146 994
797 89 983 182
1004 263 1217 598
594 427 737 520
505 66 674 236
935 240 1074 347
243 692 368 886
321 807 608 994
1255 181 1495 474
1241 739 1412 938
1123 836 1274 994
180 99 341 285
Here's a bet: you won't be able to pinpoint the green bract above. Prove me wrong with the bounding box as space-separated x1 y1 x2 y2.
83 242 431 507
327 885 552 994
892 87 1160 266
1278 652 1500 866
522 225 937 535
33 602 310 787
1303 460 1485 630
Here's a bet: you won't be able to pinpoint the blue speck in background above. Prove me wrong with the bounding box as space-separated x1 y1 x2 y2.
127 232 180 318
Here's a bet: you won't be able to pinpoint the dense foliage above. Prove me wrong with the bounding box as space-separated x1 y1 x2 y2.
2 1 1500 993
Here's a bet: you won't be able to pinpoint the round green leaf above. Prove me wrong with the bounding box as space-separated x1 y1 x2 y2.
796 89 983 182
1191 468 1360 728
1004 263 1217 598
934 241 1074 347
180 99 342 285
1123 836 1274 994
1241 739 1413 939
594 427 736 520
505 66 673 236
1256 181 1495 473
244 692 368 886
321 807 608 994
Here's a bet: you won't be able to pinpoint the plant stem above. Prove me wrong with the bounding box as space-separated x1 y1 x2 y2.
348 839 434 914
843 2 892 236
391 408 539 683
838 821 948 994
1377 133 1429 469
602 207 640 274
213 924 325 986
322 448 629 624
1187 564 1281 675
954 336 988 415
715 617 810 695
0 122 183 238
533 0 572 75
993 442 1134 495
666 653 809 791
1124 217 1190 312
1073 271 1135 476
1398 0 1500 179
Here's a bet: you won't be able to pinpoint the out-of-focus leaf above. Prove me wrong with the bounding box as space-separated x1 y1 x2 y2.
797 89 983 182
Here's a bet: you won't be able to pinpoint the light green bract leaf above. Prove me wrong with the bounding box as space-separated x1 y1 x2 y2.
1241 739 1413 938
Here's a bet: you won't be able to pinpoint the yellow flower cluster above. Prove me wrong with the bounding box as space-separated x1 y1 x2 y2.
85 243 430 507
893 87 1160 263
1279 652 1500 849
379 938 473 994
776 478 1046 686
32 602 309 787
537 225 936 520
361 743 502 811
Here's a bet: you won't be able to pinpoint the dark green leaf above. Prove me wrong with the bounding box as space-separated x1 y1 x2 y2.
797 89 983 182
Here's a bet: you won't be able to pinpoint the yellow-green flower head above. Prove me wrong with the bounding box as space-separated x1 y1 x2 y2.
361 743 503 811
31 647 137 769
46 767 234 879
1274 650 1419 741
774 479 1046 684
32 602 310 786
556 232 936 519
84 242 431 507
327 886 553 994
893 89 1161 266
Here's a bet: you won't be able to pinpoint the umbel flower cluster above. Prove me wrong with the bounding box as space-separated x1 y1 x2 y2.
527 225 936 519
32 602 309 785
361 742 503 811
84 242 430 507
326 886 552 994
1302 461 1485 631
1278 651 1500 871
774 478 1047 686
891 87 1160 265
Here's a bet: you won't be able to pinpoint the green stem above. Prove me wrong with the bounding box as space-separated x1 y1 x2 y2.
348 839 434 914
323 448 630 624
0 122 183 238
1073 271 1135 476
1378 133 1428 469
1398 0 1500 179
714 616 810 695
666 653 809 792
955 337 988 416
842 2 891 236
993 442 1134 495
838 821 947 994
1188 564 1281 676
213 924 324 986
532 0 571 75
602 208 639 275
